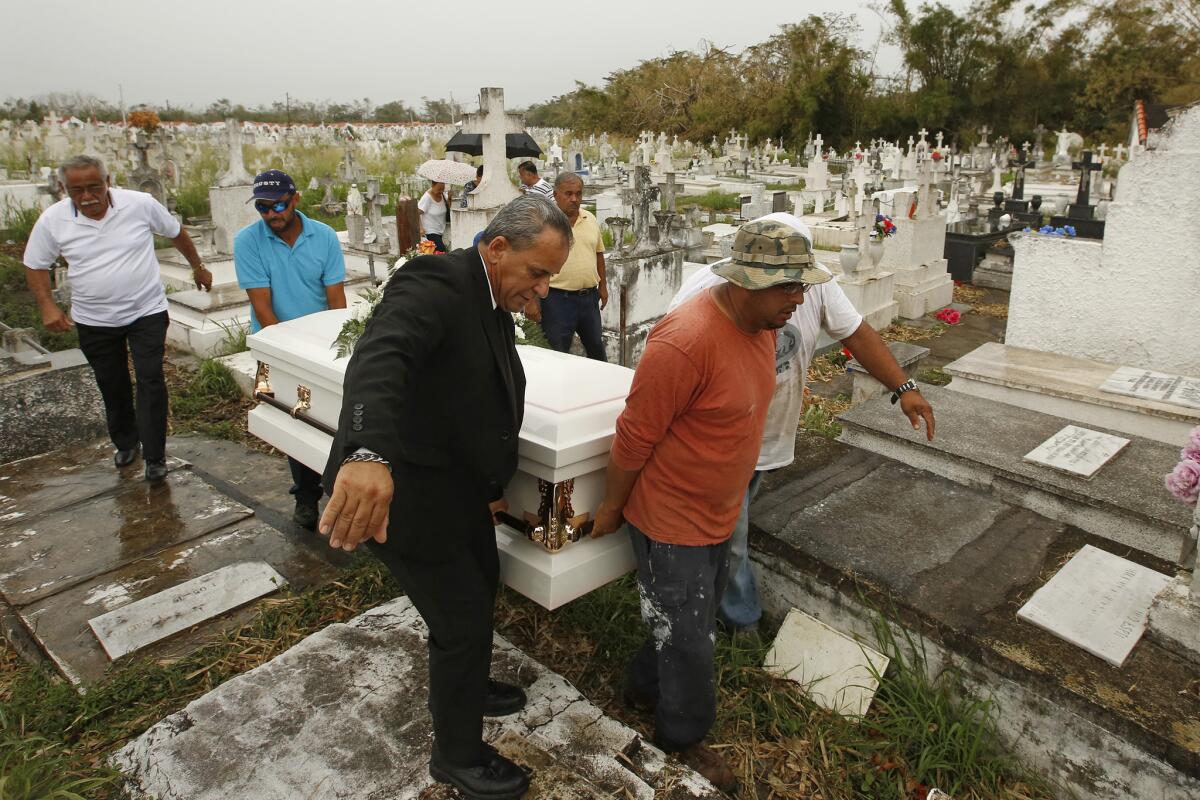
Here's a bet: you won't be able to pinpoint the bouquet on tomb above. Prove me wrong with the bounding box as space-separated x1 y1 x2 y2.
332 249 418 357
1164 426 1200 506
873 214 896 239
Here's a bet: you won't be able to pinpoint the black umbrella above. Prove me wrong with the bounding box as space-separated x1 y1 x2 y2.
444 131 542 158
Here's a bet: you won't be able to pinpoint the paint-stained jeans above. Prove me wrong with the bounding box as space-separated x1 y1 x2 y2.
625 523 730 750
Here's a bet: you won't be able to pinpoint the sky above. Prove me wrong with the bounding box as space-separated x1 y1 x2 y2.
1 0 964 114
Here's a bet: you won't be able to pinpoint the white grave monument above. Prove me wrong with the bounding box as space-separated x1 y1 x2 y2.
875 160 954 319
450 88 524 249
209 119 259 255
244 309 636 609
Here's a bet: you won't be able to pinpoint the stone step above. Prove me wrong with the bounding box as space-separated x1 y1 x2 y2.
944 342 1199 446
837 384 1194 564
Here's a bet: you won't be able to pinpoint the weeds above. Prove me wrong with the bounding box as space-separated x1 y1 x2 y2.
168 358 246 442
677 190 740 212
0 254 79 352
0 200 42 244
918 367 951 386
213 320 249 357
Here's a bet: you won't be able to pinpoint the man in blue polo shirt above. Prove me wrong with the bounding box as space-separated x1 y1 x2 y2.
234 169 347 530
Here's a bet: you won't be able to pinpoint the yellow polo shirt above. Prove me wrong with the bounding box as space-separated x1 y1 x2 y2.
550 208 605 291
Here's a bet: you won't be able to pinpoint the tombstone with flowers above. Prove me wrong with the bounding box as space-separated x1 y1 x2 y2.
1149 425 1200 662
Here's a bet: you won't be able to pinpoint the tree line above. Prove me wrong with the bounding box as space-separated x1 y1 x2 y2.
524 0 1200 151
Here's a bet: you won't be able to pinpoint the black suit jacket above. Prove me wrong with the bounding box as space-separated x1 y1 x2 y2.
322 246 525 560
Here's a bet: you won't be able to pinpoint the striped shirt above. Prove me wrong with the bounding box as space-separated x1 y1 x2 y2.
523 178 553 199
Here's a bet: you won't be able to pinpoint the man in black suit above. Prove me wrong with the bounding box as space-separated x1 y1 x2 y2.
320 195 572 800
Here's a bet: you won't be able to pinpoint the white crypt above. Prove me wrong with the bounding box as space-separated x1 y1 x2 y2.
245 308 636 610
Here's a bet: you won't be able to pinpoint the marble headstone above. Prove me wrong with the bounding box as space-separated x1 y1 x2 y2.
1017 545 1171 667
1100 367 1200 411
1023 425 1130 479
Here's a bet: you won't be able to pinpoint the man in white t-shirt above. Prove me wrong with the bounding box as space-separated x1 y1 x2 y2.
668 212 936 633
23 155 211 482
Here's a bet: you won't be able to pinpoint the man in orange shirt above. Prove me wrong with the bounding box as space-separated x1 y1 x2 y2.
591 220 830 791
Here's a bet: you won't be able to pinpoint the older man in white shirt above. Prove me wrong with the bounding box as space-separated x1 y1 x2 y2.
23 155 211 482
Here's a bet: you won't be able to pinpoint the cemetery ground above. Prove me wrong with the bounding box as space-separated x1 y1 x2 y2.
0 281 1078 800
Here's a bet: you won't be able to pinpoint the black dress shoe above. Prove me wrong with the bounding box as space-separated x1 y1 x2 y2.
144 460 168 482
113 447 139 468
483 679 526 717
292 499 319 531
429 743 529 800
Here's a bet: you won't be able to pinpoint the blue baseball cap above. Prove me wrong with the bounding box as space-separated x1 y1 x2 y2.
250 170 296 202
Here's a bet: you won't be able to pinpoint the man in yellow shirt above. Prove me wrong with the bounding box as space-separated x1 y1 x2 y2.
529 172 608 360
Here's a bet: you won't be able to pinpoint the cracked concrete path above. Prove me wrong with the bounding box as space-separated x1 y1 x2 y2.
112 596 722 800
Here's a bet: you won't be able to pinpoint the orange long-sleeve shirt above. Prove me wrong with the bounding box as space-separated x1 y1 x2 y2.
611 290 776 545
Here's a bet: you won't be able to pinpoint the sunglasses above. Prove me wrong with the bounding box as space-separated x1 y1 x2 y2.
254 195 292 214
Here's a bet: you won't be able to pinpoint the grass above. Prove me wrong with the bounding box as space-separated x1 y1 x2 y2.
799 393 850 439
1 200 42 244
213 320 249 357
0 254 79 352
919 367 951 386
677 190 740 212
167 358 249 443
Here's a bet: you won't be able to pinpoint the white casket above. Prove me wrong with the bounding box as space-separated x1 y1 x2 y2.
246 308 636 609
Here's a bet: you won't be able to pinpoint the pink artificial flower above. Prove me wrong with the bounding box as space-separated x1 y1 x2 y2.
1180 426 1200 463
1165 459 1200 506
935 308 962 325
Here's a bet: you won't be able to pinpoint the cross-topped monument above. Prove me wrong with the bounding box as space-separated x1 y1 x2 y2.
461 87 523 209
978 125 991 147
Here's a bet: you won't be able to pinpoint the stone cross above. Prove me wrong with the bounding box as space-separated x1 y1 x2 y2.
215 118 253 188
915 157 936 219
660 172 677 213
978 125 991 146
1072 150 1102 206
1115 143 1126 161
935 131 944 149
917 128 929 144
629 166 659 249
1097 143 1109 160
460 87 524 208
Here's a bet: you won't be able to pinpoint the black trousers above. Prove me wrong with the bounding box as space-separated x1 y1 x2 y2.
75 310 170 463
369 507 498 766
287 457 324 505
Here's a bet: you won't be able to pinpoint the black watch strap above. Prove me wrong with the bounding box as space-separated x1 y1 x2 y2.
890 379 918 405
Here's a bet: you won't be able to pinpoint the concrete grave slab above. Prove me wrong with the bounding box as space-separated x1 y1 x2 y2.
0 468 252 607
1017 544 1172 667
88 561 286 660
1023 425 1130 479
18 521 340 684
0 441 187 530
112 597 720 800
764 608 889 717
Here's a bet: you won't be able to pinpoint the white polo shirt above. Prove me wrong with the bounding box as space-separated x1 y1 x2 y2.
23 187 180 327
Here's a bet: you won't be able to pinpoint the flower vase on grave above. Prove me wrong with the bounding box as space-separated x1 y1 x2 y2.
840 244 861 273
868 236 885 267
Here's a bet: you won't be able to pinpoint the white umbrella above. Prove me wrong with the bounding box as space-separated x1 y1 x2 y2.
417 159 478 186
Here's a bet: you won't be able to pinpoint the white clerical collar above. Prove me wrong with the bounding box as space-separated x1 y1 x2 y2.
476 244 497 310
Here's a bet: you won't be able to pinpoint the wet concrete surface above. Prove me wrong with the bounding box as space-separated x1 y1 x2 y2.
0 468 253 607
19 520 339 684
0 436 350 684
0 441 186 529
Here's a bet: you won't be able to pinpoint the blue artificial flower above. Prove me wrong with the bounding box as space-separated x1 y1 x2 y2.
1023 227 1032 233
876 214 885 222
1065 225 1077 236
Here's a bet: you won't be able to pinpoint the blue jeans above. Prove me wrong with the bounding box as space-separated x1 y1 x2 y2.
539 287 606 360
625 523 730 750
719 470 766 630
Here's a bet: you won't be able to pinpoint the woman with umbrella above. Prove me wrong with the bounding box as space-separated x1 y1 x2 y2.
417 181 451 252
415 159 479 253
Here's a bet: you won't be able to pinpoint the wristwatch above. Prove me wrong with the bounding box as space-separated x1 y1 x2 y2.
890 379 918 405
192 261 207 273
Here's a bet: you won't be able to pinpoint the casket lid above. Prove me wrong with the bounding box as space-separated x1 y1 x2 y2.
516 345 633 468
247 308 352 389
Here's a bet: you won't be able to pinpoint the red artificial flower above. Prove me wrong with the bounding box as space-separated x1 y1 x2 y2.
935 308 962 325
931 151 943 161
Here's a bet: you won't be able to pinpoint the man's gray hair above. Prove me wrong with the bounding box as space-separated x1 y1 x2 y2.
553 171 583 190
480 194 573 250
58 154 108 185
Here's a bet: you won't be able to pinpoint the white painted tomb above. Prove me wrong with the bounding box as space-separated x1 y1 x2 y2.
246 308 636 609
1023 425 1130 479
764 608 889 717
1017 544 1172 667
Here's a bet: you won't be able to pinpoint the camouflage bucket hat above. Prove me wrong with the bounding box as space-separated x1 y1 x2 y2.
713 219 832 290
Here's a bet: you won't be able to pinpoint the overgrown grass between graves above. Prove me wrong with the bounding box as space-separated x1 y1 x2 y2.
167 357 250 444
0 254 80 351
677 190 740 212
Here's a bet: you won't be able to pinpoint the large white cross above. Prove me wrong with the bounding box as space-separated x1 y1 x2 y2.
461 87 523 207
